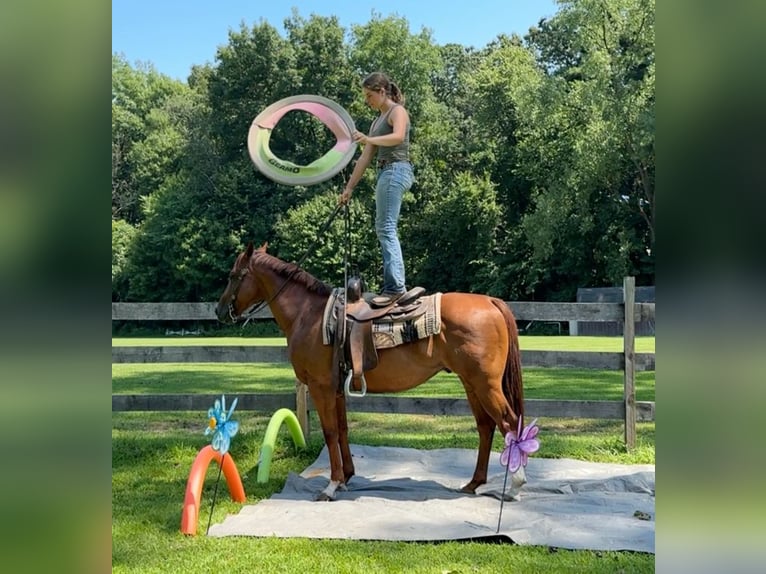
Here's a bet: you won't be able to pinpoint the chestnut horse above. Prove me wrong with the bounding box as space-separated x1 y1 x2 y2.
215 242 524 501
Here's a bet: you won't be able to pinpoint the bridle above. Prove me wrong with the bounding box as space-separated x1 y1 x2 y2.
225 265 251 323
225 257 297 326
225 202 351 326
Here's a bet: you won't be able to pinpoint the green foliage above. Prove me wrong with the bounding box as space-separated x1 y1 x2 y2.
273 189 380 289
405 172 501 293
123 181 242 302
113 361 655 403
284 10 358 101
112 54 191 224
515 0 655 298
207 21 298 160
348 13 441 120
111 1 655 304
112 219 136 299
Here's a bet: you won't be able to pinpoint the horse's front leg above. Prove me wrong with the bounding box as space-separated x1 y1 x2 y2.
335 392 355 483
308 383 347 501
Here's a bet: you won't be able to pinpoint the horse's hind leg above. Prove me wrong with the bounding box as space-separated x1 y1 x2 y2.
460 386 497 493
335 392 355 483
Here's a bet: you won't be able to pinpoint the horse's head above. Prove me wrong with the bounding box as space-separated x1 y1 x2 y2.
215 242 268 323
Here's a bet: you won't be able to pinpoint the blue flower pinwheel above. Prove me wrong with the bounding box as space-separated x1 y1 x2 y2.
500 416 540 473
204 395 240 455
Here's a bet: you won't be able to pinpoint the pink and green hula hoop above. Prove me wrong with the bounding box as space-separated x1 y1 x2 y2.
247 95 357 186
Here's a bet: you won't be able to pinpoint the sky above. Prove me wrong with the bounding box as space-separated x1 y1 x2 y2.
112 0 560 81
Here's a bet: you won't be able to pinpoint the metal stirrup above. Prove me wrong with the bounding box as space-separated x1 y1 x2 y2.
343 370 367 398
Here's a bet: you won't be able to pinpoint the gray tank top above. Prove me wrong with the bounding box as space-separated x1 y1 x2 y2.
369 104 410 163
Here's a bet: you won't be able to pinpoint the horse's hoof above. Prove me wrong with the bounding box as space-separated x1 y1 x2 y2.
314 492 335 502
460 481 481 494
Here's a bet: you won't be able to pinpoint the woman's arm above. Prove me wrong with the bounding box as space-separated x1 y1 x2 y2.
339 142 377 204
354 106 409 147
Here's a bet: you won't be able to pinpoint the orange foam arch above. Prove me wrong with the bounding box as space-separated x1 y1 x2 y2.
180 445 246 535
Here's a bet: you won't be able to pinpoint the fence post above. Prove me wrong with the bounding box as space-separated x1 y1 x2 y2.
623 276 636 449
295 380 310 438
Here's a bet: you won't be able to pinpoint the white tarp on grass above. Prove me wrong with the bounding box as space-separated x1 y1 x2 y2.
208 444 655 553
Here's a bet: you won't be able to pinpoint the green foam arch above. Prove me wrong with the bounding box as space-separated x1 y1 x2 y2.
248 95 357 186
256 408 307 483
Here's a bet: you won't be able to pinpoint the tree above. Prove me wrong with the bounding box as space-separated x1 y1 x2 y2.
466 35 541 298
111 54 189 224
273 190 379 289
112 3 655 304
121 15 365 301
470 0 655 299
348 13 441 121
122 173 243 302
404 172 500 293
528 0 655 248
112 219 136 300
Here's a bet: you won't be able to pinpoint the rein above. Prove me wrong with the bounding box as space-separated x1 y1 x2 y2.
337 200 354 344
231 202 349 326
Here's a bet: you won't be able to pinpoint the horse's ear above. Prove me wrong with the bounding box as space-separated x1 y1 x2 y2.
258 242 268 253
245 242 254 258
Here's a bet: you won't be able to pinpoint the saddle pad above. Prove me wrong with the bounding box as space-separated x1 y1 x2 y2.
322 289 442 349
372 292 441 348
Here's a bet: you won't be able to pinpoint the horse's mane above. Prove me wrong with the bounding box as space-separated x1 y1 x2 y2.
251 251 333 296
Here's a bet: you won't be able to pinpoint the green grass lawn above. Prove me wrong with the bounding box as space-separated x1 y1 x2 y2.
112 363 655 403
113 335 656 352
112 335 655 401
112 411 654 573
112 336 655 573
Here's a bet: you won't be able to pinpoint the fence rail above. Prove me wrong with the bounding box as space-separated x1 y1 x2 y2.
111 301 656 323
111 346 655 371
112 277 655 448
112 393 655 422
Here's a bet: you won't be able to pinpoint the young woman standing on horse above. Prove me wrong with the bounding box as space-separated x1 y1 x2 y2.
339 72 414 308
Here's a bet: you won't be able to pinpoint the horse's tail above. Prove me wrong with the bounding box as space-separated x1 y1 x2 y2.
491 298 524 421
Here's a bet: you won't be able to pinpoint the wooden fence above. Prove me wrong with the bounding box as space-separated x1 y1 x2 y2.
112 277 655 448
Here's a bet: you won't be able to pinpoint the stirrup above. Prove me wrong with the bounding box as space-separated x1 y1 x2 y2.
343 370 367 398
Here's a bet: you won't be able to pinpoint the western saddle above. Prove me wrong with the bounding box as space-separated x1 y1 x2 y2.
332 276 428 397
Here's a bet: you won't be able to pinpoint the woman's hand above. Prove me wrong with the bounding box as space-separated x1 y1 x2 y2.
352 130 368 145
338 188 352 205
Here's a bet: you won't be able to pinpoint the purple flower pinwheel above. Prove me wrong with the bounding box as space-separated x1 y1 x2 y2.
500 416 540 473
204 395 240 455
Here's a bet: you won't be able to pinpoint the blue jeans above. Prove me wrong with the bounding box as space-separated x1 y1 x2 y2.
375 161 414 294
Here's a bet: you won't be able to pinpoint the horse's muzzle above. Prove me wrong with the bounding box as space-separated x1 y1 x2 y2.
215 301 233 324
